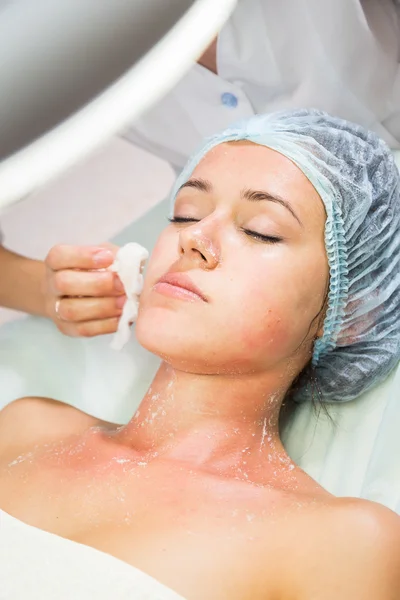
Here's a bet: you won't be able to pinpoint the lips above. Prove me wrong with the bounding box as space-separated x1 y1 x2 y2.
156 272 208 302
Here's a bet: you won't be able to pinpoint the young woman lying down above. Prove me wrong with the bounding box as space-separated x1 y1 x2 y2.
1 109 399 600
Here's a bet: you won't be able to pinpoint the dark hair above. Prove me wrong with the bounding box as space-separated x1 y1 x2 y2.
279 362 334 431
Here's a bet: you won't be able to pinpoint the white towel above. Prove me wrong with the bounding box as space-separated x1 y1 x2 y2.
0 510 185 600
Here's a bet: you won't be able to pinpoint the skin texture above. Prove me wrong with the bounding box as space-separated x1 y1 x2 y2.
198 37 218 74
0 142 399 600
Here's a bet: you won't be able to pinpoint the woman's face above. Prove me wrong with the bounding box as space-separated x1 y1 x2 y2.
136 142 328 377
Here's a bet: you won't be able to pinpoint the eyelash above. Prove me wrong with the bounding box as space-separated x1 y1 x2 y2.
168 217 197 223
168 217 282 244
241 229 282 244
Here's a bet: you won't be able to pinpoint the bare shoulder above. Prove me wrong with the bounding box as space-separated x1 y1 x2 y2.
0 397 109 459
331 496 400 549
306 496 400 599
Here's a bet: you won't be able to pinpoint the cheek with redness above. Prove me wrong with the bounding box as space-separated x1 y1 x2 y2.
238 308 290 356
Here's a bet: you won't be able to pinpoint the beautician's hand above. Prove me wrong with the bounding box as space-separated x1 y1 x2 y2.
44 244 126 337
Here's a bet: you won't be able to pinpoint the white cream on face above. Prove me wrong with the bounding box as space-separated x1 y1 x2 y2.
110 242 149 350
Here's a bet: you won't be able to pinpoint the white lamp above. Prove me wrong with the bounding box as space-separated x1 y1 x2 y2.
0 0 237 210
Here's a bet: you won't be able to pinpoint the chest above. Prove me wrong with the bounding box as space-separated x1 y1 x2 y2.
0 444 290 599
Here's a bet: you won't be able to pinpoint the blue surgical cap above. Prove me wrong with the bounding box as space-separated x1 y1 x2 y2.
170 109 400 403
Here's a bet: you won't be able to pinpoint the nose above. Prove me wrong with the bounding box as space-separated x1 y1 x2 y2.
178 224 219 269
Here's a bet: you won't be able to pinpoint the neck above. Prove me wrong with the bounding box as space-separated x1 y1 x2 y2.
197 37 218 74
116 362 297 481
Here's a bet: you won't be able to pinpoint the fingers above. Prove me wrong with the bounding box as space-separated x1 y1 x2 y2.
50 269 124 297
46 244 118 271
55 295 126 323
43 243 127 339
56 317 121 338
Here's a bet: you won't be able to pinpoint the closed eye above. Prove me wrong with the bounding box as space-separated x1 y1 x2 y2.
169 218 282 244
168 216 200 224
241 228 282 244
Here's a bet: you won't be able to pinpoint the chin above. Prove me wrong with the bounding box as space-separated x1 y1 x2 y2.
135 309 204 369
135 311 263 375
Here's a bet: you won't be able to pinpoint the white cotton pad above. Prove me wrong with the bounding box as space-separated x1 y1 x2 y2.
109 242 149 351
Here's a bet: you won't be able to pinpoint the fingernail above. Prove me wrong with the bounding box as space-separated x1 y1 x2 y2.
116 295 126 309
93 249 113 266
114 277 125 292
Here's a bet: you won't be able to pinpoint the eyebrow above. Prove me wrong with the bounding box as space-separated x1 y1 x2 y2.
179 178 213 194
178 178 303 227
241 188 303 227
